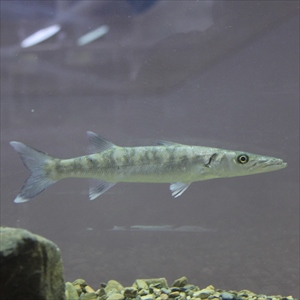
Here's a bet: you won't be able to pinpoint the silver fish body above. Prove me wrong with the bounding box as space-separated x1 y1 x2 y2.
10 131 287 203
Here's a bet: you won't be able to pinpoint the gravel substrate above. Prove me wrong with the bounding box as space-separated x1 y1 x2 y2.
65 277 297 300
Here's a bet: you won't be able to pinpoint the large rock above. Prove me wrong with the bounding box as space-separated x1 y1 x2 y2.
0 227 65 300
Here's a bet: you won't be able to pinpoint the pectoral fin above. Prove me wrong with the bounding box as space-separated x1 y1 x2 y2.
170 182 191 198
89 179 116 200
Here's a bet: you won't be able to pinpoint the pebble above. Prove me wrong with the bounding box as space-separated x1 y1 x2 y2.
139 289 150 296
143 278 168 289
105 280 124 294
141 294 155 300
171 287 183 292
80 293 98 300
161 288 171 294
135 279 149 290
194 288 214 299
98 288 106 297
173 277 188 288
221 292 236 300
65 282 79 300
161 293 169 300
107 294 125 300
73 279 88 288
184 285 197 291
85 286 95 293
180 292 187 300
124 287 138 298
169 291 180 298
74 284 83 295
63 277 296 300
153 288 162 296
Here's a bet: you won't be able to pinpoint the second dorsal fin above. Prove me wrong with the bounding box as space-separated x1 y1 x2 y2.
87 131 117 153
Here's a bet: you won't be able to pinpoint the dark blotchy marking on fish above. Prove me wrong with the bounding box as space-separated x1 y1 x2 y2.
86 156 98 170
205 153 218 168
151 148 162 165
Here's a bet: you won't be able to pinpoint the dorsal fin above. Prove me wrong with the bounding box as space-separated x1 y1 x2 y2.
87 131 117 153
156 140 184 146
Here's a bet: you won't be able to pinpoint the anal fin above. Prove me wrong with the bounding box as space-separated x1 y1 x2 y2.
89 179 116 200
170 182 191 198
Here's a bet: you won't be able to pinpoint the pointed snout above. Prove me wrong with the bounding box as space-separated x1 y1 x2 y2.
261 157 287 171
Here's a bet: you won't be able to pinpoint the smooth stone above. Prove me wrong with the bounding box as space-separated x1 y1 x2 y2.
186 290 196 297
74 284 83 295
65 282 80 300
105 280 124 293
134 279 149 290
0 227 65 300
180 292 187 300
194 289 214 299
169 291 180 298
80 293 99 300
138 289 149 296
221 292 236 300
73 279 88 288
141 295 155 300
124 287 138 298
161 294 169 300
85 286 95 293
141 278 168 289
228 291 238 296
107 293 125 300
149 287 161 294
237 290 253 298
183 285 197 291
153 288 162 296
161 288 171 294
209 293 220 299
73 279 88 295
172 277 188 288
171 287 183 292
97 288 106 296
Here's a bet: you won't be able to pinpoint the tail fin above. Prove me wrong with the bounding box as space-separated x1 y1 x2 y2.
10 142 56 203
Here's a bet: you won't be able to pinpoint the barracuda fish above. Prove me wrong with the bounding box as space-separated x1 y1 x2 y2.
10 131 287 203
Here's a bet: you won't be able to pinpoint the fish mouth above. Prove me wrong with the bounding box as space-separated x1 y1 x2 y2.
261 159 287 170
249 158 287 173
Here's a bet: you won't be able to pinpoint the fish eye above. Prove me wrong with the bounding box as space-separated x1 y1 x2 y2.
237 154 249 164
